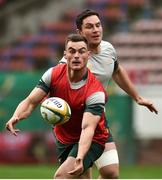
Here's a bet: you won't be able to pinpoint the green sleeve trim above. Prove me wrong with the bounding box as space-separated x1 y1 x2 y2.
85 103 104 116
114 60 119 72
36 79 50 93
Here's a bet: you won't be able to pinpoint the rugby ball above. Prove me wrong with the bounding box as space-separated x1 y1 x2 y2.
40 97 71 126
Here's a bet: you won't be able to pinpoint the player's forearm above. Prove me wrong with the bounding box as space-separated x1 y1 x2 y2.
77 127 94 160
12 88 46 121
12 98 36 121
113 65 140 102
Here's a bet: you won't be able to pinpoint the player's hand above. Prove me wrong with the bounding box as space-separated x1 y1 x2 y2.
5 116 20 136
136 96 158 114
68 157 84 176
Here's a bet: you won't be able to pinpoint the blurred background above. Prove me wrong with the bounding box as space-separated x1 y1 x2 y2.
0 0 162 178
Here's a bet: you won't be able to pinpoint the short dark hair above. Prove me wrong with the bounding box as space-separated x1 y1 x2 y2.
75 9 100 30
65 33 89 48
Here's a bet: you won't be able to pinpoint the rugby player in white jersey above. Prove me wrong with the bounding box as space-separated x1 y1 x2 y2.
59 9 158 179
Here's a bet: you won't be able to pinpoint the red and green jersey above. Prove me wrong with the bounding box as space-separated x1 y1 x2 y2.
38 64 109 146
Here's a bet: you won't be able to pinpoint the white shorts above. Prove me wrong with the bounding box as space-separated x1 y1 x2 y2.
95 149 119 169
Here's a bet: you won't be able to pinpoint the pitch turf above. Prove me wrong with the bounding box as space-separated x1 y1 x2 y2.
0 164 162 179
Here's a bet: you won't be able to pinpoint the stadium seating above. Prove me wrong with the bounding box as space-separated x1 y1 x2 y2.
0 0 161 84
110 33 162 45
132 19 162 33
110 16 162 84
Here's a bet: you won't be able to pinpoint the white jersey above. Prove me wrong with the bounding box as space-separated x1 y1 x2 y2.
59 40 118 90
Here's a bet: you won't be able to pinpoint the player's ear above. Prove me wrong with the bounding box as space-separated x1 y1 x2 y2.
88 50 91 58
76 28 81 35
64 50 67 59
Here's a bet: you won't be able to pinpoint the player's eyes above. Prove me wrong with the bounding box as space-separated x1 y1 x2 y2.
68 48 87 54
85 24 93 29
85 23 101 29
96 23 101 27
79 49 86 54
69 50 76 54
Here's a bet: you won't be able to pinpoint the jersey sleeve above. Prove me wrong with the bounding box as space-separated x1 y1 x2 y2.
112 48 119 72
59 57 67 64
36 67 53 93
108 42 119 72
85 91 105 116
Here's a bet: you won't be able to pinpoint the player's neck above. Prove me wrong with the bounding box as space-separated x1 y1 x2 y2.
89 44 100 54
68 68 87 83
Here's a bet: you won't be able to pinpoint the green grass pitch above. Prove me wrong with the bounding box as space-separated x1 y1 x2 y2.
0 164 162 179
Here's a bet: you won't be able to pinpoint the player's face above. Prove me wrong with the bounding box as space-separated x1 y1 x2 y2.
78 15 103 47
65 41 90 71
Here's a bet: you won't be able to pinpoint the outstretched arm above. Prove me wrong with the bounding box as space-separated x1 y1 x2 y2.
113 64 158 114
6 87 47 136
68 112 100 176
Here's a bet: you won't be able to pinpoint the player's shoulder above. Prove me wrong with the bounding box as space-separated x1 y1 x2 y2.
87 69 107 100
59 56 67 64
101 40 116 51
53 63 66 70
87 69 105 90
52 64 66 75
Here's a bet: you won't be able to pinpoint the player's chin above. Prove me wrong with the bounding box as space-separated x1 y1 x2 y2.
71 65 82 70
91 39 101 46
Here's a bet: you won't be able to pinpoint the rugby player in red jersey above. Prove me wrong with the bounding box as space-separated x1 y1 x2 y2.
6 34 109 178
